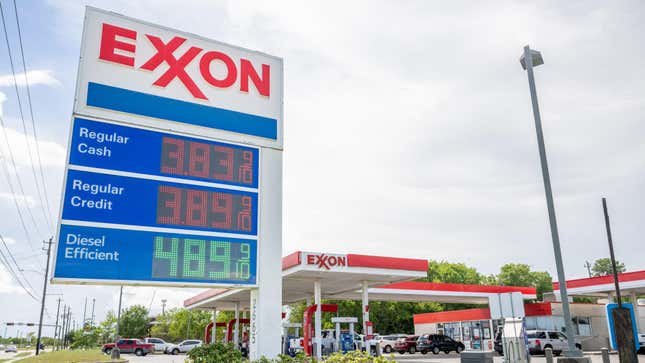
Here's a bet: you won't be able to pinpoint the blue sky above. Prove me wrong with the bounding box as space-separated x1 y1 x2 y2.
1 0 645 339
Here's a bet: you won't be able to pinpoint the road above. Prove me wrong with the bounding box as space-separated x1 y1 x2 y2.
391 352 644 362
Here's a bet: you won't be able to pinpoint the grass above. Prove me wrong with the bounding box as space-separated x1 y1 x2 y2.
14 350 125 363
14 352 31 358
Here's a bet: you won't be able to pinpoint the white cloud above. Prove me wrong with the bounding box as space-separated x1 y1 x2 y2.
0 70 61 88
0 126 66 169
1 237 16 245
0 265 26 295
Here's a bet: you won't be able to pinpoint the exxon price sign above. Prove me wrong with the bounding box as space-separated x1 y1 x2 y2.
52 7 283 290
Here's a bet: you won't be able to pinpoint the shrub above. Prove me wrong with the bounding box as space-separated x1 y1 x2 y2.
187 342 244 363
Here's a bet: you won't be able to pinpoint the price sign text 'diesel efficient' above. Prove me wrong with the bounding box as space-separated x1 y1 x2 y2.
53 6 283 357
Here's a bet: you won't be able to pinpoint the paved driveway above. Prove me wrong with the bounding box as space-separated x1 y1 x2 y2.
126 352 188 363
391 352 643 363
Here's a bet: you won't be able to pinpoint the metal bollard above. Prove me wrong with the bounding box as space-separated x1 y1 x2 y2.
544 347 553 363
601 348 610 363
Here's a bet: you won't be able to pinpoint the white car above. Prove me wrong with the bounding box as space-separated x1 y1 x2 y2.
367 334 406 354
144 337 171 352
526 330 581 356
5 345 17 353
164 339 202 355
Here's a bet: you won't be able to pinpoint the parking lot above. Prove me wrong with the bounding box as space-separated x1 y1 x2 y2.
391 353 643 363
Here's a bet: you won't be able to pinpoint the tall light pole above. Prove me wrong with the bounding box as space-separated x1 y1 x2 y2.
520 45 581 358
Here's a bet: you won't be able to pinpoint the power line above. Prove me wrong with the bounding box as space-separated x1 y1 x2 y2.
0 1 51 233
11 0 54 229
0 116 40 249
0 234 38 301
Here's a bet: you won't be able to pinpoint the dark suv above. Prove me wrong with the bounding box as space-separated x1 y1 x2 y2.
417 334 465 355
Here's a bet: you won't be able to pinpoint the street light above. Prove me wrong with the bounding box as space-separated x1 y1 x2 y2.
519 45 582 358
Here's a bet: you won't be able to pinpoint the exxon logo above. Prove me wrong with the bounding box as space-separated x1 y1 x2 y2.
98 23 270 100
306 254 347 270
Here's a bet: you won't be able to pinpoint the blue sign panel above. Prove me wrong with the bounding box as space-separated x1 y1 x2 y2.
62 169 258 235
606 303 640 350
70 117 259 188
54 224 257 285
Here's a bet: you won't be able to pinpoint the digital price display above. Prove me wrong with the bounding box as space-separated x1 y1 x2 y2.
152 236 254 282
156 185 254 232
68 118 260 189
161 137 256 187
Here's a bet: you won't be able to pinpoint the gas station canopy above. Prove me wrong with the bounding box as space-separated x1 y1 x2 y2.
553 270 645 297
184 251 538 310
184 251 428 310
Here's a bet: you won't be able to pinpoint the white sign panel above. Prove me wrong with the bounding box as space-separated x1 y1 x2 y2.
489 292 525 319
74 7 283 149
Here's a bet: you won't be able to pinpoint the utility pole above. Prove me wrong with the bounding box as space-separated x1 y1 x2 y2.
161 299 167 315
53 298 61 351
111 285 124 359
91 298 96 325
35 237 52 355
584 261 592 278
59 305 66 350
64 307 71 349
83 298 87 328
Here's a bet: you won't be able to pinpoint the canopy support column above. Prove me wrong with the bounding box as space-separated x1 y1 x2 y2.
314 280 322 360
362 281 369 334
234 303 240 348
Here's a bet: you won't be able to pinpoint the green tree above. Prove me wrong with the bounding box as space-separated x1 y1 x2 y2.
119 305 150 339
164 308 213 342
98 310 117 344
496 263 553 300
592 258 626 277
425 260 484 284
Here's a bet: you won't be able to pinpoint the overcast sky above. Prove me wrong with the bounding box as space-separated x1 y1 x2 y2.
0 0 644 338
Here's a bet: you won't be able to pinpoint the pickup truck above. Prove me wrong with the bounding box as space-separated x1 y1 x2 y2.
102 339 154 356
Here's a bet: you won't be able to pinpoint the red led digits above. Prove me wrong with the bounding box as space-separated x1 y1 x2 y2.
239 151 253 185
188 141 210 178
156 185 255 233
185 190 208 227
212 145 233 182
237 196 252 231
160 137 255 186
157 186 182 224
211 192 232 229
161 137 184 174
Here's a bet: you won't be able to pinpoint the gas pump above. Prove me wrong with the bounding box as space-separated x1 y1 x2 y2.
282 322 302 356
331 317 358 353
204 322 227 343
302 304 338 356
226 317 250 355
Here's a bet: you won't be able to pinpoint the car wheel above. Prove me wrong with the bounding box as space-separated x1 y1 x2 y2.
432 346 440 355
172 348 179 355
104 348 112 355
456 346 463 354
135 348 144 356
409 346 416 354
384 345 392 353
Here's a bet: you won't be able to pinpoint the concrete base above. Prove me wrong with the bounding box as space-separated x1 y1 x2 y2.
556 358 591 363
460 351 494 363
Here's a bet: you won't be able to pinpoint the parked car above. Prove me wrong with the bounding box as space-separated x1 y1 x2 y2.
4 345 17 353
164 339 202 355
394 335 418 354
144 337 172 352
377 334 406 354
526 330 581 356
638 333 644 354
102 339 154 356
417 334 465 355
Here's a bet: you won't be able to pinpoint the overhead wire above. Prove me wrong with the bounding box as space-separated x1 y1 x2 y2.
0 233 39 301
11 0 54 229
0 1 51 234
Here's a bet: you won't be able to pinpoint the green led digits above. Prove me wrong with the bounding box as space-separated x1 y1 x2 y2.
236 243 250 279
209 241 230 279
183 239 206 278
151 237 254 282
154 236 178 277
